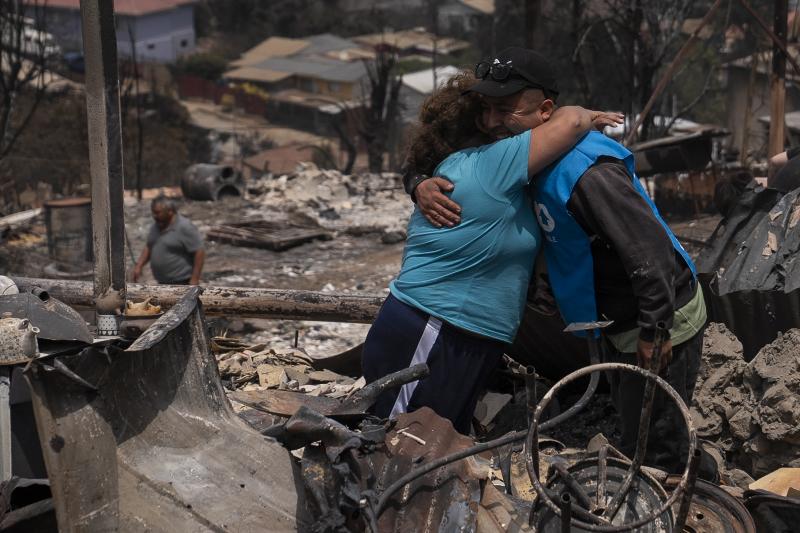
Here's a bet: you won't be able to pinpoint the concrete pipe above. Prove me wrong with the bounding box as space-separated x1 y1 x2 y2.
181 164 244 201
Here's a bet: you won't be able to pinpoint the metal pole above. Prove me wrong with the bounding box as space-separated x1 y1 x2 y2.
559 491 573 533
80 0 126 316
0 367 11 481
769 0 789 157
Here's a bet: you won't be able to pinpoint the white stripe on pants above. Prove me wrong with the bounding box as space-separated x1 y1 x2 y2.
389 316 441 418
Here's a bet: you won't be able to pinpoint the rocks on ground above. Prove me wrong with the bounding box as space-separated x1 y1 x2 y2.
692 322 800 478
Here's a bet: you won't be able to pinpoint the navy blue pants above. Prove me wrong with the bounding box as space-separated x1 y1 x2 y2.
362 294 504 434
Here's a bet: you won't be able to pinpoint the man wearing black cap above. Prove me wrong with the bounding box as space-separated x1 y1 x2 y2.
404 47 709 474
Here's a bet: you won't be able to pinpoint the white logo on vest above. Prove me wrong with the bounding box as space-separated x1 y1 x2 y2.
534 202 555 233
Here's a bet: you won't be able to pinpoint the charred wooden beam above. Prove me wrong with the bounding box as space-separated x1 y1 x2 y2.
11 277 383 324
80 0 126 313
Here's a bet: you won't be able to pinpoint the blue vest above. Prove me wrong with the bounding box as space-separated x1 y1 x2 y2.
532 131 697 336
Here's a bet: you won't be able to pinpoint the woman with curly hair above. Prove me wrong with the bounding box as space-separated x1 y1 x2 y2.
362 70 621 434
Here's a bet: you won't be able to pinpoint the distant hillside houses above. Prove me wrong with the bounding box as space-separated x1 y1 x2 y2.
30 0 197 63
224 31 470 131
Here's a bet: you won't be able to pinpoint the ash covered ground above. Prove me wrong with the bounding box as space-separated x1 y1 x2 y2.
6 167 796 482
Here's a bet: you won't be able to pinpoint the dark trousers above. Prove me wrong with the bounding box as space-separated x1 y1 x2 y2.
605 328 704 473
362 294 504 434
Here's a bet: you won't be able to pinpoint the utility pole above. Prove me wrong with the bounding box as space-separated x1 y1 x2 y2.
80 0 126 321
769 0 788 157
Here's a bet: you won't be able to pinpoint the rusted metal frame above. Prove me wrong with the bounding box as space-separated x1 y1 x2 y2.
368 357 605 521
11 277 384 324
80 0 126 314
524 361 698 532
603 323 667 521
673 448 702 532
623 0 725 146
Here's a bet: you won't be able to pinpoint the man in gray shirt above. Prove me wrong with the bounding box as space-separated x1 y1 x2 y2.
132 196 205 285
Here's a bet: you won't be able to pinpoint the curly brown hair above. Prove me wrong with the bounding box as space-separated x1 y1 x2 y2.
405 71 490 177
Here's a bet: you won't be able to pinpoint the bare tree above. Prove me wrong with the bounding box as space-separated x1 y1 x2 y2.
550 0 718 140
0 0 50 162
359 50 403 173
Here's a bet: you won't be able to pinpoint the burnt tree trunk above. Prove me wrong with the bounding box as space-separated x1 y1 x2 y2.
361 51 403 173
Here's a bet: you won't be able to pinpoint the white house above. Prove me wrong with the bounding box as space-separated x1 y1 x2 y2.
34 0 197 63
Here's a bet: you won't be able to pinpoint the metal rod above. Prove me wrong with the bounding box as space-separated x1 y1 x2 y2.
525 365 537 425
80 0 126 314
623 0 724 145
673 448 702 532
0 367 11 481
560 492 573 533
603 323 667 521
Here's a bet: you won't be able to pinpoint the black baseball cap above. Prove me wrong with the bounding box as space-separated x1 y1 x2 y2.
469 47 559 99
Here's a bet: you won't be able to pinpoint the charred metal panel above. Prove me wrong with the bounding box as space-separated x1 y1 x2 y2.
364 407 485 532
25 287 306 532
696 186 800 358
631 131 724 177
0 292 92 344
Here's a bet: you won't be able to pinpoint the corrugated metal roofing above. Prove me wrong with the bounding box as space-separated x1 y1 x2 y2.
224 66 292 83
460 0 495 15
354 30 469 55
256 56 367 83
231 37 309 68
41 0 195 16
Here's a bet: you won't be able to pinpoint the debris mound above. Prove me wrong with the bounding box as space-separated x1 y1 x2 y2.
692 323 800 477
247 163 412 238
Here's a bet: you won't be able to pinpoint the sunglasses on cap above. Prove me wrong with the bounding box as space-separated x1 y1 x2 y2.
474 60 558 97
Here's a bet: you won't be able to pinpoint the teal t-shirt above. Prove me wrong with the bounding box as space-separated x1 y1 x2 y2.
390 130 541 343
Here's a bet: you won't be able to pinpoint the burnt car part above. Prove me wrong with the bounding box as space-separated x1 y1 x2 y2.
525 326 700 532
25 287 308 531
664 476 756 533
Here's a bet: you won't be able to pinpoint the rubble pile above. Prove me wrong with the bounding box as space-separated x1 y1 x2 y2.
213 336 365 397
692 323 800 477
247 163 413 242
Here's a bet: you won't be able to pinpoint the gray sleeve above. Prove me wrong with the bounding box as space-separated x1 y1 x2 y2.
146 224 159 248
179 220 204 253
